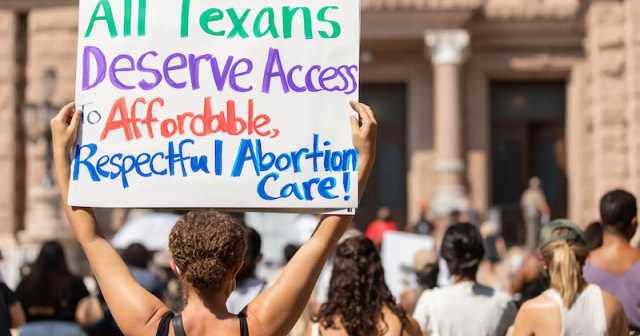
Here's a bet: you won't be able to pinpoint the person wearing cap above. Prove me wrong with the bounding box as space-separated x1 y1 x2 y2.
512 219 628 336
400 250 439 315
584 190 640 334
413 223 516 336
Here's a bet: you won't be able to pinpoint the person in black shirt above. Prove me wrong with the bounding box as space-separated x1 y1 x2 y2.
0 282 25 329
76 282 124 336
16 241 89 324
510 253 549 308
412 201 435 236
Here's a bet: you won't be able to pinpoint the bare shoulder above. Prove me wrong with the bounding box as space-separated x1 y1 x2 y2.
601 290 624 316
519 295 559 316
404 315 421 336
600 289 629 335
513 295 561 336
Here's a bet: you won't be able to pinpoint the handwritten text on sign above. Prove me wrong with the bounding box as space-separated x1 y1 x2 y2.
70 0 361 208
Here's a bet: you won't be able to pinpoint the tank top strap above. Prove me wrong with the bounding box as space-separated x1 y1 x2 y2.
542 289 566 335
172 315 187 336
156 311 249 336
238 312 249 336
155 311 175 336
583 284 608 333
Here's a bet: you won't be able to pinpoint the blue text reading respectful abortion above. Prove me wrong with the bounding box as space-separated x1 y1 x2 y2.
73 135 357 201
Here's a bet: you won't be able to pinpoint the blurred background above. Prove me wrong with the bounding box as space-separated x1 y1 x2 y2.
0 0 638 290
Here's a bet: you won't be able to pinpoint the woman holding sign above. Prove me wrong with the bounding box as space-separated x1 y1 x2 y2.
50 101 377 336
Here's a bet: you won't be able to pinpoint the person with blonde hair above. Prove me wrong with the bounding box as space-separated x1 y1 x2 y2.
512 219 628 336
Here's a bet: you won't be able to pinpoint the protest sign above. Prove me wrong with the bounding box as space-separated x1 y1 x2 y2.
380 231 435 301
70 0 361 209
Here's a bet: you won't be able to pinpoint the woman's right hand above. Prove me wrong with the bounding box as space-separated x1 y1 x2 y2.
50 102 82 161
349 101 377 164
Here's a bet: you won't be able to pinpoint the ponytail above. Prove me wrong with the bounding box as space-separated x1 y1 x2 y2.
542 239 589 307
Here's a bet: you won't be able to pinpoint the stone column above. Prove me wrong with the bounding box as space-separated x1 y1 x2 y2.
425 30 469 217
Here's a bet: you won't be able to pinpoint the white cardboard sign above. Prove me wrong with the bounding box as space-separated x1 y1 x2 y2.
70 0 361 209
380 231 435 301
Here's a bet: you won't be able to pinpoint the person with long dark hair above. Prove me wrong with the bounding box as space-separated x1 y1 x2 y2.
308 236 421 336
413 223 517 336
16 240 89 336
49 101 377 336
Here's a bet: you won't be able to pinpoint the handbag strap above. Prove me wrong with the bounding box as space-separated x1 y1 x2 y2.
155 311 175 336
172 314 187 336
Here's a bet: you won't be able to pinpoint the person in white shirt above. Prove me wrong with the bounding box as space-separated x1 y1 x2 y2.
413 223 517 336
227 225 272 314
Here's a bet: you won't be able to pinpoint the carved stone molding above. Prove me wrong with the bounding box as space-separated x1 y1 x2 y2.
362 0 482 12
425 29 470 65
484 0 582 20
0 0 76 10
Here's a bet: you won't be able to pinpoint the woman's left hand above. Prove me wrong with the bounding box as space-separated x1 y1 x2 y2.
50 102 82 159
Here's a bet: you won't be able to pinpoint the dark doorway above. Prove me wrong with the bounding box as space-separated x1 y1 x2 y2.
355 84 408 231
490 81 567 244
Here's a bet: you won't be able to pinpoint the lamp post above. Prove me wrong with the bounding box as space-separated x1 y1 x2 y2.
23 68 57 187
19 68 74 249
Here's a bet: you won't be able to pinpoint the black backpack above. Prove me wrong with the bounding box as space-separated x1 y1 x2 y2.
0 290 12 336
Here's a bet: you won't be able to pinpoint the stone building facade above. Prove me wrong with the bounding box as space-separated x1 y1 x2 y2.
1 0 640 282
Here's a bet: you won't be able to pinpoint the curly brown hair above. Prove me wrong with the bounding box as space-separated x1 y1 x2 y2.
314 236 407 336
169 210 246 294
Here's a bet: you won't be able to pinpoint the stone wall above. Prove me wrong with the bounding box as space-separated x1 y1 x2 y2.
586 2 630 202
625 0 640 198
567 61 596 226
24 6 78 202
0 11 24 238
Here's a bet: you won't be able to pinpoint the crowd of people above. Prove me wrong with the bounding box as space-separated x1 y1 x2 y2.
1 101 639 336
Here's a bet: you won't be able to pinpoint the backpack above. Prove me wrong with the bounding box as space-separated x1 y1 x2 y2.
0 290 12 336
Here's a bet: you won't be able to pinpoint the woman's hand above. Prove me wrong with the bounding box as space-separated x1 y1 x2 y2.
50 102 82 160
349 101 377 163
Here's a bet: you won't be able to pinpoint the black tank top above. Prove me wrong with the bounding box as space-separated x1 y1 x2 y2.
516 275 550 308
156 311 249 336
86 308 124 336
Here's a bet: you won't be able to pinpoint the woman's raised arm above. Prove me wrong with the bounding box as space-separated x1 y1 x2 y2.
245 102 377 336
51 103 168 336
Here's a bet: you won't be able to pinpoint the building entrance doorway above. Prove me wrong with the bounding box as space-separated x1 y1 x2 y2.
356 84 408 231
490 81 567 244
